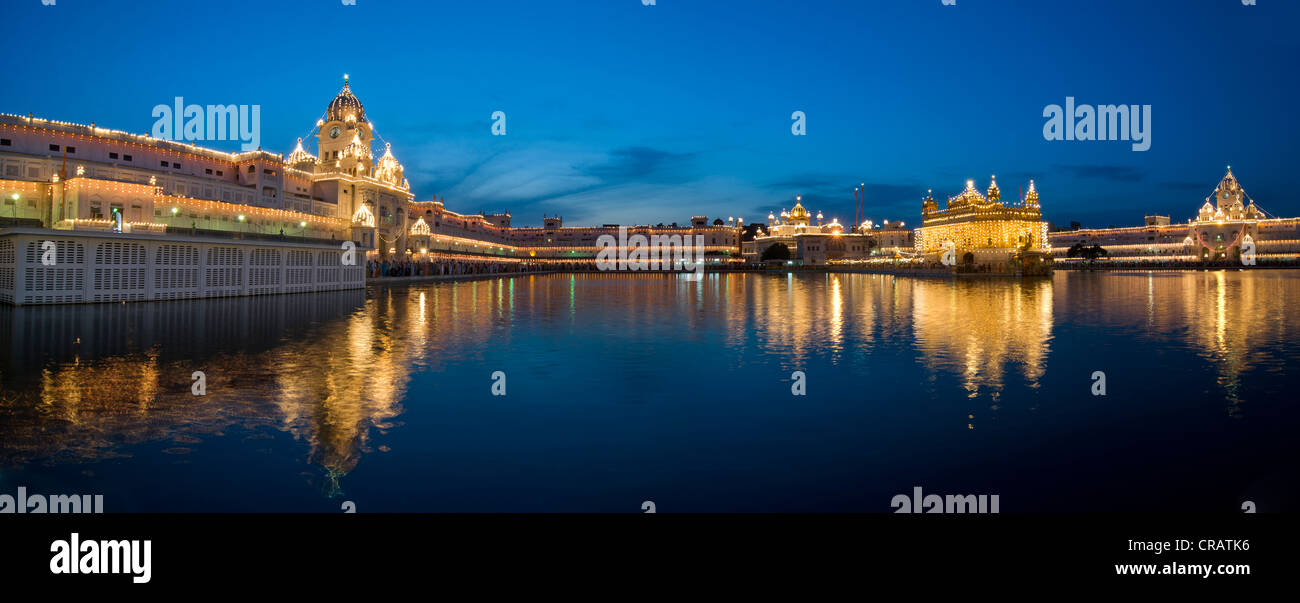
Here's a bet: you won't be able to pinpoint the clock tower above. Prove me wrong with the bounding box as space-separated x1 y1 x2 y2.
316 74 374 176
299 76 413 259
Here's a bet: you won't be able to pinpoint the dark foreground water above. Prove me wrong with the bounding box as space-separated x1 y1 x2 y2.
1 271 1297 512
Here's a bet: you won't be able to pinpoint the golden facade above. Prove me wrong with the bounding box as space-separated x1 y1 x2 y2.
915 177 1049 266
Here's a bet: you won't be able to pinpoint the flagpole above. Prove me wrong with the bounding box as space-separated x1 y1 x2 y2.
852 184 863 230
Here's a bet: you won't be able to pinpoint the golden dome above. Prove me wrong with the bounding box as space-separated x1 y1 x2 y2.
789 197 810 222
948 179 988 208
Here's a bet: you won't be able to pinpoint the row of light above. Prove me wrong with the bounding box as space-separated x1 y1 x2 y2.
0 117 280 165
916 220 1047 253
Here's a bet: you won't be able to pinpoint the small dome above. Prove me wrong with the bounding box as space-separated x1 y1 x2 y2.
789 197 810 221
352 203 375 227
343 132 371 160
326 78 366 123
375 142 405 187
1024 180 1039 205
922 189 937 212
1216 166 1239 196
286 137 316 166
949 179 987 208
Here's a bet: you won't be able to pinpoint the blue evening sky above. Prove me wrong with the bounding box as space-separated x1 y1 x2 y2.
3 0 1297 228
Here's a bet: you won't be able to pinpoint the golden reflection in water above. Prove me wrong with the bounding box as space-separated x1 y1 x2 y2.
910 277 1054 398
722 273 920 365
0 282 517 481
1062 270 1299 414
2 271 1294 476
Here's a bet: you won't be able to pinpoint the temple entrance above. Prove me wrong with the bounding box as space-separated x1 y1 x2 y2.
1201 246 1228 261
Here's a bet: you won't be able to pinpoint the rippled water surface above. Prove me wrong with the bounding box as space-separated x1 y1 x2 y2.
2 271 1297 511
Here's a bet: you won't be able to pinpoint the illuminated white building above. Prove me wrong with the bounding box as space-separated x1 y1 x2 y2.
0 77 742 271
1049 167 1300 264
742 196 913 265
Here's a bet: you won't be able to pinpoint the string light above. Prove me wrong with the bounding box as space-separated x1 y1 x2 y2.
917 176 1049 256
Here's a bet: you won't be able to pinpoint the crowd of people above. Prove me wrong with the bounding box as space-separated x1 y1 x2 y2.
367 258 755 278
1060 257 1300 269
366 259 552 278
366 256 1300 278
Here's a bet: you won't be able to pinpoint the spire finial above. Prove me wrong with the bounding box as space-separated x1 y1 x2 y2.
343 73 350 87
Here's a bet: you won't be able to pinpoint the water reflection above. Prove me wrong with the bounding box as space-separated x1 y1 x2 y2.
1053 270 1300 415
1 271 1296 492
911 277 1054 398
0 281 520 484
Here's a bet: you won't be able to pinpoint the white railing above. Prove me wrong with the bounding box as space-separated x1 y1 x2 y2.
0 227 364 305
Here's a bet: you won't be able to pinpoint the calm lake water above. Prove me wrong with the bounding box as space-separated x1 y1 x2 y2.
1 271 1297 512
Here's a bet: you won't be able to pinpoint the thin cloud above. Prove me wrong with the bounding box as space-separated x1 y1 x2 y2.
583 146 697 183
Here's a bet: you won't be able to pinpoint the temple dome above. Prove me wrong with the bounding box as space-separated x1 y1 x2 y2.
789 197 810 223
286 137 316 166
374 142 406 187
1215 166 1241 196
326 78 366 123
949 179 988 208
342 132 371 160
